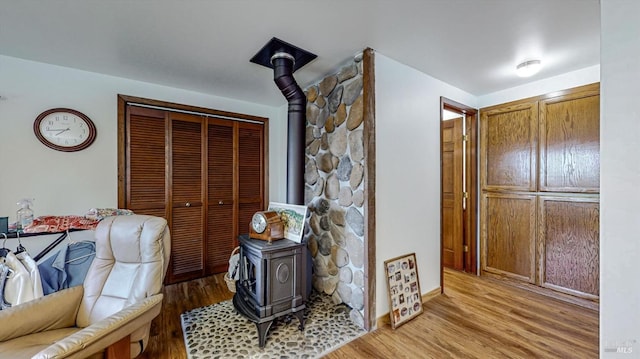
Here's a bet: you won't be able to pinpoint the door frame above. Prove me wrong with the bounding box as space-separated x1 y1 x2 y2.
440 97 478 291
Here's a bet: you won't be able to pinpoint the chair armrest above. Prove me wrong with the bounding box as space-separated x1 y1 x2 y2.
33 294 163 359
0 286 83 342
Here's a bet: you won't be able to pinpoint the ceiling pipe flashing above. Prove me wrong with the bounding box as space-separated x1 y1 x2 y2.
251 38 317 205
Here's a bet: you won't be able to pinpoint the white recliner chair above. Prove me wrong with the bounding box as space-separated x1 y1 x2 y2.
0 214 171 359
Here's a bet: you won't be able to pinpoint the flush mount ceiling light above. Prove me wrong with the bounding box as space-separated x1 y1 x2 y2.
516 60 542 77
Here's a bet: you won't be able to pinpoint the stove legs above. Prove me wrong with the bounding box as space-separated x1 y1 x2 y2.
255 321 274 348
293 310 305 331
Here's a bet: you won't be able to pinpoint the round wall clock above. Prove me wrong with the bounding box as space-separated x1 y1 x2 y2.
33 108 97 152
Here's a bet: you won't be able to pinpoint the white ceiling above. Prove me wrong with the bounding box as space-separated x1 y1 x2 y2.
0 0 600 107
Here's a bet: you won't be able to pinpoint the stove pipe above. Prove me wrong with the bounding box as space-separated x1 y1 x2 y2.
271 51 306 205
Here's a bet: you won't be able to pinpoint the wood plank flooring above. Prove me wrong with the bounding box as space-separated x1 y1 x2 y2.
139 268 598 358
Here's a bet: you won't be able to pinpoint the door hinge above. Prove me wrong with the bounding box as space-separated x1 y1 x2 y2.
463 192 469 199
462 134 469 142
464 245 469 253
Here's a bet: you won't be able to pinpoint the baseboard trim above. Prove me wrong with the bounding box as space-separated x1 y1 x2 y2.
375 286 441 329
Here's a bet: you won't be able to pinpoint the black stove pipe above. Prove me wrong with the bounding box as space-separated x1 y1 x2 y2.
271 51 306 205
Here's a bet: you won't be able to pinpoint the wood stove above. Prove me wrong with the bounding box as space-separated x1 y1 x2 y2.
233 234 305 348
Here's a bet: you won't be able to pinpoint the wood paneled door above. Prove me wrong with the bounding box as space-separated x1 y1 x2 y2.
479 83 600 301
440 98 478 276
118 95 268 284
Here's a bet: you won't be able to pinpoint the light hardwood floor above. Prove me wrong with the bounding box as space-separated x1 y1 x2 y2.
139 269 598 358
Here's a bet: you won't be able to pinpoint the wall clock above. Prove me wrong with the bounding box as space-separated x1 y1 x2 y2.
250 210 285 242
33 108 97 152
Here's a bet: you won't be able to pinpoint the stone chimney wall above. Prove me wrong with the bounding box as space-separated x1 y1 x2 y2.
304 55 366 328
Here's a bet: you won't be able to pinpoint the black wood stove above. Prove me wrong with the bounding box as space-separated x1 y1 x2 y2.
233 234 305 348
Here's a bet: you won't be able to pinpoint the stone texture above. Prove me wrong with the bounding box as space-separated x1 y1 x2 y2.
317 107 329 129
307 139 321 156
351 287 364 310
314 255 329 277
319 75 338 97
316 198 330 215
306 126 315 146
347 233 364 268
327 258 339 277
324 275 339 295
352 189 364 207
338 63 358 83
313 127 322 139
329 207 346 227
343 77 363 106
337 282 352 304
353 270 364 287
325 173 340 199
339 266 353 284
337 155 353 181
346 207 364 236
306 86 318 102
320 215 331 231
350 308 365 329
312 275 324 292
318 152 334 173
318 232 333 256
338 187 353 207
331 291 343 305
329 125 348 157
333 246 349 267
335 104 347 127
325 116 335 133
308 235 318 257
313 177 324 197
310 213 321 235
331 225 346 248
304 159 319 185
321 132 329 150
346 95 364 131
332 155 339 169
307 104 320 125
328 85 343 113
316 95 326 109
349 129 364 162
350 163 364 188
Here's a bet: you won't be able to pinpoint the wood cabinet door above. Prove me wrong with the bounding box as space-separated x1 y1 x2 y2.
125 106 168 219
206 118 235 275
539 87 600 193
237 122 265 238
168 113 206 282
441 117 464 270
538 196 599 299
481 192 536 283
481 102 538 192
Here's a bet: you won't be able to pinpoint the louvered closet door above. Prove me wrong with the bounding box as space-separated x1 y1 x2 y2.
237 122 264 237
207 119 235 275
170 113 205 282
126 106 167 219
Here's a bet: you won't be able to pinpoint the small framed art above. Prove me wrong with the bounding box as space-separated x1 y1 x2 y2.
384 252 423 329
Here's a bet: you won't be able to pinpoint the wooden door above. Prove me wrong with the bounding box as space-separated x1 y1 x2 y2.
237 122 265 237
168 113 206 282
206 118 235 275
441 117 464 270
125 106 168 219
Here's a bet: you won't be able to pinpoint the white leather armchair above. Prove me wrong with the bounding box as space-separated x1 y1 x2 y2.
0 214 171 359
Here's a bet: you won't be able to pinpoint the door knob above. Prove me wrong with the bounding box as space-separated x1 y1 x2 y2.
185 202 191 207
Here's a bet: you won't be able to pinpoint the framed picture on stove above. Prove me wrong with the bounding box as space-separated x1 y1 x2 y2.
267 202 308 243
384 252 423 329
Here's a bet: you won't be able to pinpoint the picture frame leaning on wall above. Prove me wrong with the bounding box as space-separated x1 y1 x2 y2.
384 252 423 329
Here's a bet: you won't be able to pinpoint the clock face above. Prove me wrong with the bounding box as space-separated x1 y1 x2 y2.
34 108 97 152
251 212 268 233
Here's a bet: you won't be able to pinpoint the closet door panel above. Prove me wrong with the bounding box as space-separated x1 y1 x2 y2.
169 114 205 281
237 122 264 237
126 106 167 218
539 90 600 192
481 102 538 192
481 192 536 283
538 196 599 299
207 119 235 275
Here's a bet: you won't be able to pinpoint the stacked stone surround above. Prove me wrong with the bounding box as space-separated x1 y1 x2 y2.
304 55 366 328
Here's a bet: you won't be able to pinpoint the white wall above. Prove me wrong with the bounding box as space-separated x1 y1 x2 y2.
0 55 285 222
374 53 477 318
478 65 600 108
600 1 640 356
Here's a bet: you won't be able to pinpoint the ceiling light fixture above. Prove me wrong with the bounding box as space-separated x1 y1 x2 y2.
516 60 542 77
